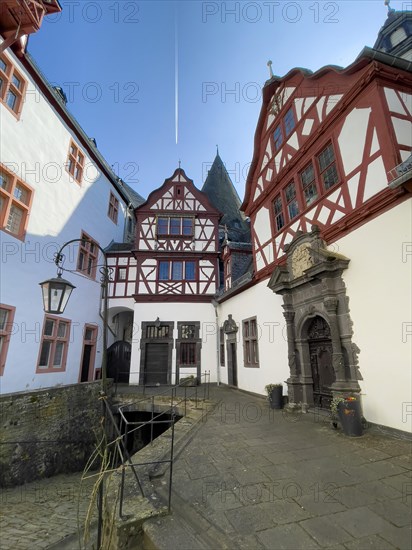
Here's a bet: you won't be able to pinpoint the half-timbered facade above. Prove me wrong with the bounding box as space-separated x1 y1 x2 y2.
217 12 412 433
106 168 221 385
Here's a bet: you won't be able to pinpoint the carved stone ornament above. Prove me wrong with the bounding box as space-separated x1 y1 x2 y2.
307 316 331 340
291 243 313 279
223 314 238 334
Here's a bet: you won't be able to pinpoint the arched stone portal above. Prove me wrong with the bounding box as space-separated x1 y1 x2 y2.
268 226 362 409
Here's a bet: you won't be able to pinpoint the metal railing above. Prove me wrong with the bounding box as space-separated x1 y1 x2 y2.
97 371 211 544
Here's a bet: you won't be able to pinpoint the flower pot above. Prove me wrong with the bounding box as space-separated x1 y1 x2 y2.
269 386 283 409
338 399 363 437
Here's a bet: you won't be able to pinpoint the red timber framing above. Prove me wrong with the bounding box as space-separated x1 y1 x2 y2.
107 254 137 298
0 1 61 55
133 168 220 302
242 52 412 281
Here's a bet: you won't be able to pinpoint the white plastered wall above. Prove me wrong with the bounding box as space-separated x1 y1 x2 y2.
338 199 412 432
130 302 218 385
0 44 127 393
217 281 288 396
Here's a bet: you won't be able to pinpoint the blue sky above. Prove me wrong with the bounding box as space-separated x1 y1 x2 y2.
28 0 393 199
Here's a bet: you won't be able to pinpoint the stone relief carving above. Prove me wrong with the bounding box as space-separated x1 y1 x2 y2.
291 243 314 279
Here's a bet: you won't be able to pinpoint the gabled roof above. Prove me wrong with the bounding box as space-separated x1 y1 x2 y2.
136 167 221 216
242 47 412 213
202 154 249 233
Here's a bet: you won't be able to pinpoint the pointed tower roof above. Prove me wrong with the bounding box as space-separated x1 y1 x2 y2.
202 154 249 237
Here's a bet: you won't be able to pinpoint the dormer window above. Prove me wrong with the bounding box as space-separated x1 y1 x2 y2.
391 27 407 47
157 216 193 237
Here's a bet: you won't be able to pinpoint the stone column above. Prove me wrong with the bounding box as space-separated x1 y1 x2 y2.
324 298 360 393
283 309 302 405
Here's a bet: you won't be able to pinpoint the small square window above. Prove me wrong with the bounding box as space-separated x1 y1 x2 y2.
0 59 7 73
118 267 127 281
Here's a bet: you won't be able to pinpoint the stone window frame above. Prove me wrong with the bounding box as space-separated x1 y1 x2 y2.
0 163 34 241
176 321 201 381
0 303 15 376
242 316 259 368
36 315 71 373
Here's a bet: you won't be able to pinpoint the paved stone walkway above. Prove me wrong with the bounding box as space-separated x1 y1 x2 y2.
1 386 411 549
147 386 412 550
0 471 97 549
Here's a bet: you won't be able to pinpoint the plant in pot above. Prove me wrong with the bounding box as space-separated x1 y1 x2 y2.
265 383 283 409
330 395 363 437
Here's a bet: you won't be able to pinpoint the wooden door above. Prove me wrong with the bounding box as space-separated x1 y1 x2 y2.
144 343 169 385
228 342 238 387
79 324 97 382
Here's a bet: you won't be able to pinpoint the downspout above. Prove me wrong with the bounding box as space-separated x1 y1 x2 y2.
212 299 221 386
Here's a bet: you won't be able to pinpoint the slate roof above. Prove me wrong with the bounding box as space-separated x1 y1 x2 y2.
104 242 134 253
202 154 250 239
118 180 145 208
